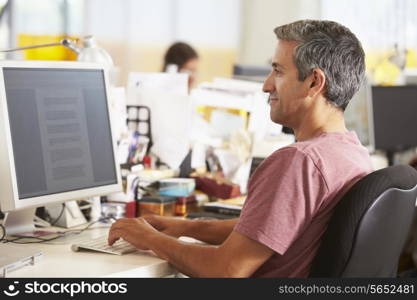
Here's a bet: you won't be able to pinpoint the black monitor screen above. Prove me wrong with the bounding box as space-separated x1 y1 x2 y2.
371 86 417 152
4 67 117 199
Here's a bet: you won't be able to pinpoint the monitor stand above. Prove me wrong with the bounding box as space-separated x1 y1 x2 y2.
3 202 88 237
3 207 37 236
46 201 87 228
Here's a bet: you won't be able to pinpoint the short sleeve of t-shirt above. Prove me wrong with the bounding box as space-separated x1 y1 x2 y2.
234 147 329 255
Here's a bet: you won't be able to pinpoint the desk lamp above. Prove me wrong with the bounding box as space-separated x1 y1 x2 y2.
0 35 113 67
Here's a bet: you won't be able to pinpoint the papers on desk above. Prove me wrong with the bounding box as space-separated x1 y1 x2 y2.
149 92 191 169
202 77 265 96
203 196 246 215
248 92 283 142
135 169 176 182
109 86 128 142
127 73 191 170
127 72 188 97
191 77 283 144
214 148 241 178
209 109 246 139
189 78 279 194
191 85 255 111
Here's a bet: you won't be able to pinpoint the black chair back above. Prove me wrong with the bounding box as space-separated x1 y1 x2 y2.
310 165 417 277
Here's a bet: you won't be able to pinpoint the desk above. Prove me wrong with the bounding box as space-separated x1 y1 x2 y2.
6 226 177 278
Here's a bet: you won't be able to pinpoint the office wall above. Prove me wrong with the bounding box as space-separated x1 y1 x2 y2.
238 0 321 65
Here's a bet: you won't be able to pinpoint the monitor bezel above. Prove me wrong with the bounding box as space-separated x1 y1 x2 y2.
0 60 122 212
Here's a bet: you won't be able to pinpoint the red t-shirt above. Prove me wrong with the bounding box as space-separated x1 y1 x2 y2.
234 131 373 277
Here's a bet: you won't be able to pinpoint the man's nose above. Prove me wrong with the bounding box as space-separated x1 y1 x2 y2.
263 72 275 93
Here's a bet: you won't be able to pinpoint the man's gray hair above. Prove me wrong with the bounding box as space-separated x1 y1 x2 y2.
274 20 365 111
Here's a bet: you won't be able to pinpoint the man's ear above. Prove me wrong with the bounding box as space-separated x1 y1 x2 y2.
308 68 326 98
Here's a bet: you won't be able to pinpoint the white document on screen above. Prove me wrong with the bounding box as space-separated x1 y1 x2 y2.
35 88 96 196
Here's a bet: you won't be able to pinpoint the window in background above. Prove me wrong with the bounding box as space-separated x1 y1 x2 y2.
10 0 84 61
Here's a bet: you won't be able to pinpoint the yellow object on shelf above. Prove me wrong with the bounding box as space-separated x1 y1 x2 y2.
17 34 78 61
372 58 401 86
406 48 417 69
196 105 249 128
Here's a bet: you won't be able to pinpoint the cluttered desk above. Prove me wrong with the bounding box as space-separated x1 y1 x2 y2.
0 60 264 278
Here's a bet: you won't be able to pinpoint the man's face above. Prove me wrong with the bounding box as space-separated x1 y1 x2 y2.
263 40 311 127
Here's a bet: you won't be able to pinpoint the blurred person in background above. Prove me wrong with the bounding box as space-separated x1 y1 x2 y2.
163 42 199 92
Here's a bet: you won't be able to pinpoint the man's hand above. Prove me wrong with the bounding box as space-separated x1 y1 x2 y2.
142 215 188 238
143 215 238 245
108 217 158 250
107 217 274 277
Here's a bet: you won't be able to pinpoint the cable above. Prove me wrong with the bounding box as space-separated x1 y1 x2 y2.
49 203 65 226
6 234 67 244
4 217 115 244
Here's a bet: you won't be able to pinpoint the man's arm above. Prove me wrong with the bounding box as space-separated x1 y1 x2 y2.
143 215 238 245
108 218 273 277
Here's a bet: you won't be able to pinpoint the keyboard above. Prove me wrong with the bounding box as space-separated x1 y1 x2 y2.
71 236 137 255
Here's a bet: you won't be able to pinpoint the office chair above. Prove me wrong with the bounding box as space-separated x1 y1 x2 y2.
309 165 417 277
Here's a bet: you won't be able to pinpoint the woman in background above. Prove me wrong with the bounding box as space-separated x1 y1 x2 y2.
163 42 199 91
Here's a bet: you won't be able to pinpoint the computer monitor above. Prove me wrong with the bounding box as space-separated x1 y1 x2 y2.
369 86 417 163
232 64 270 82
0 61 122 235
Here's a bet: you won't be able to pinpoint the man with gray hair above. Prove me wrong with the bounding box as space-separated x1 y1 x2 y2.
108 20 373 277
